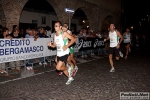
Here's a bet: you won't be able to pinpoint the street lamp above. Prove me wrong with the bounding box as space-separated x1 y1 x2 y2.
83 20 85 23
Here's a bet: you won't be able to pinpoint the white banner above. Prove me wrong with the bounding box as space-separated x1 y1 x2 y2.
0 38 56 63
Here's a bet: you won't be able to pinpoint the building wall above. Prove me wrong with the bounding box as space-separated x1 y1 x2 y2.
20 10 82 31
20 10 57 27
0 0 121 31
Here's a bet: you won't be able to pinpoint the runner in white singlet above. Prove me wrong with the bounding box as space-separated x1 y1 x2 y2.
104 23 123 72
47 21 76 85
123 28 132 59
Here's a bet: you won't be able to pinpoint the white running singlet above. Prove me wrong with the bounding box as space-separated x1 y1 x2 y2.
109 30 119 47
123 33 131 43
54 31 69 57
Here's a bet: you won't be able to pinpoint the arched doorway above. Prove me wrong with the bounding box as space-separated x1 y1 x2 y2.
19 0 58 32
101 15 114 31
71 8 89 33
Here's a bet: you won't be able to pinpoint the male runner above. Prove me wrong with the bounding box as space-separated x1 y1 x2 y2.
123 28 132 59
58 23 78 76
47 21 76 85
63 23 78 76
104 23 123 72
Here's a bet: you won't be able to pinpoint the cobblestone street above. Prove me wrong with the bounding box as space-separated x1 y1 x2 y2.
0 51 150 100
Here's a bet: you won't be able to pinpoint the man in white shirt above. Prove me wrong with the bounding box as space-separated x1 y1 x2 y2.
104 23 123 72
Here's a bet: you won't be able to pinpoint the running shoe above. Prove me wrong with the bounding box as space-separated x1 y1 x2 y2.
43 62 47 65
72 66 78 76
58 71 63 75
84 54 87 58
66 77 74 85
39 62 42 65
26 67 30 70
0 70 7 73
91 53 95 56
30 67 33 70
110 68 115 72
68 66 73 77
119 51 123 58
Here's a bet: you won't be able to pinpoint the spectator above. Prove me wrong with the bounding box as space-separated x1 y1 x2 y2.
0 28 12 74
45 26 52 38
86 32 93 38
10 25 18 35
83 28 87 37
38 27 48 38
25 28 30 38
36 27 48 65
25 29 34 38
96 31 103 38
10 29 22 73
92 31 97 38
19 29 25 38
77 30 84 38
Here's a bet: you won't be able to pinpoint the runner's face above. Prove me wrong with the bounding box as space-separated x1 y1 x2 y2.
62 26 67 32
63 24 68 29
54 23 61 32
110 24 115 31
126 28 130 32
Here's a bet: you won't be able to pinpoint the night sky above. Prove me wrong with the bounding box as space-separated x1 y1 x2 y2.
123 0 150 27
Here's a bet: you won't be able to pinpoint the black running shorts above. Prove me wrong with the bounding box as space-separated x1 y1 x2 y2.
57 54 69 62
109 47 119 57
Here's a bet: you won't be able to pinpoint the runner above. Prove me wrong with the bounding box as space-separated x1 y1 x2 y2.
57 23 78 76
63 23 78 76
104 23 123 72
123 28 132 59
47 21 76 85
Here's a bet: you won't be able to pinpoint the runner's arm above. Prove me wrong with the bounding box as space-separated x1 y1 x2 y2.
104 36 110 42
47 37 56 48
116 30 123 45
50 41 56 48
123 32 126 38
64 32 76 48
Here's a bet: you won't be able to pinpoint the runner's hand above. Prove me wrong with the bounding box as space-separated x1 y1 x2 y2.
104 38 107 42
62 45 68 51
47 42 52 47
116 44 120 49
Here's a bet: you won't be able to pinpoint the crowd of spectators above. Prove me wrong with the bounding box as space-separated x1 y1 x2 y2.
1 24 148 74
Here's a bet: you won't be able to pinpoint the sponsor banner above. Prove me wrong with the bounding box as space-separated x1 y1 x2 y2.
0 38 105 63
74 38 105 52
0 38 56 63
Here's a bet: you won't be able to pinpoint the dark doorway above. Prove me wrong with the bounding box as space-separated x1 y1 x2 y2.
70 23 77 33
72 8 88 32
19 23 37 30
52 21 57 33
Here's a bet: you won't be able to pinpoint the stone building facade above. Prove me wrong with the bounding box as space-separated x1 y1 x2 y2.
0 0 121 31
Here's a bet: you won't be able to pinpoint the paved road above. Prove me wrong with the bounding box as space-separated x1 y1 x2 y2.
0 51 150 100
